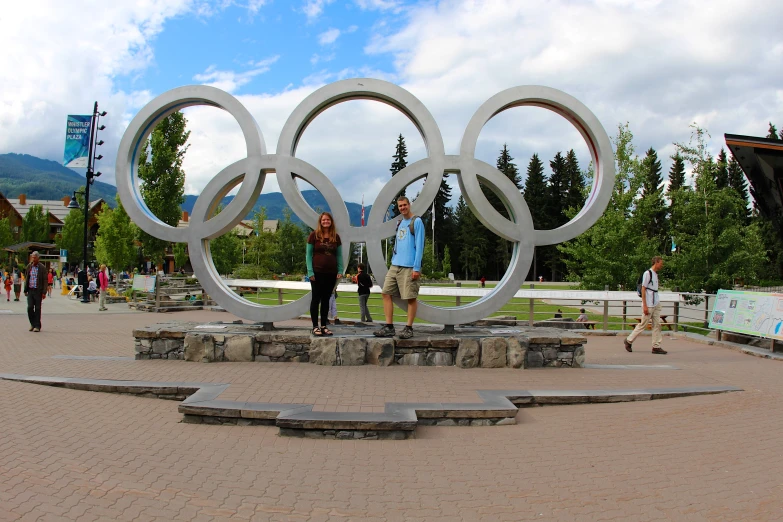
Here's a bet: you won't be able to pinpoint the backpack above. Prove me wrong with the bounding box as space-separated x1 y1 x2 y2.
636 269 652 297
396 215 420 237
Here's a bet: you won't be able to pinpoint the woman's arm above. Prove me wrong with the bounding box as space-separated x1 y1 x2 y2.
306 243 314 278
336 246 343 275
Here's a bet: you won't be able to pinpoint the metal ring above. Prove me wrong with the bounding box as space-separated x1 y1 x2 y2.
459 85 615 246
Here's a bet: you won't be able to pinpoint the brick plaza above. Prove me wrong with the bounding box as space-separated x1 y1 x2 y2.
1 304 781 521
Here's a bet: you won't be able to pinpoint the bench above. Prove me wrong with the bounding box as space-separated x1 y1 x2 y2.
634 315 673 330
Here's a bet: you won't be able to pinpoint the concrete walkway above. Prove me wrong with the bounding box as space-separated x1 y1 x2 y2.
1 308 781 521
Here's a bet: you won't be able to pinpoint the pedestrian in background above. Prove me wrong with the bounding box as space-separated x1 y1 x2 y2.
98 264 109 311
4 271 11 301
625 256 667 355
46 268 54 298
24 251 48 332
12 268 21 301
353 263 374 323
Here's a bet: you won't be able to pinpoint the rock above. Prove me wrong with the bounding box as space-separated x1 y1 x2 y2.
338 338 366 366
399 353 426 365
506 337 527 369
183 333 216 362
426 352 453 366
271 334 311 344
560 334 587 346
429 337 459 348
396 338 430 348
309 338 338 366
573 346 585 367
526 350 544 368
456 339 480 368
152 339 181 355
366 339 395 366
542 346 559 361
260 343 286 358
255 356 272 362
224 335 254 362
480 337 507 368
495 417 516 425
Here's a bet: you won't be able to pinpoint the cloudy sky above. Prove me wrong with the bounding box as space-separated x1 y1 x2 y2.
1 0 781 210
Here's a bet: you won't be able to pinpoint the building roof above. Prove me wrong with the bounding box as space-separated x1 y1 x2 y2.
5 197 104 224
3 241 58 253
724 134 783 220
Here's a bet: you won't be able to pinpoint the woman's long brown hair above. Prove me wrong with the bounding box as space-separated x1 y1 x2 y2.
315 211 337 243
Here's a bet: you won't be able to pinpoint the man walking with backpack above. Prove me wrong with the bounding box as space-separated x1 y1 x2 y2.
374 196 425 339
625 255 667 354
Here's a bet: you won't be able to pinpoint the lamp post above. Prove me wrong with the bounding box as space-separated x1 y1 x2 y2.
73 102 107 303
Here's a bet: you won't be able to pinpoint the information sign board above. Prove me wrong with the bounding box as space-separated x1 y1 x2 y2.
132 274 157 293
709 289 783 340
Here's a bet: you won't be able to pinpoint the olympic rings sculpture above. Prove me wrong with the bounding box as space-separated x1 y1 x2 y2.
116 79 615 325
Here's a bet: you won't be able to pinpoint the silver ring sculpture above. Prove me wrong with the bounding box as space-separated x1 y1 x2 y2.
116 79 615 325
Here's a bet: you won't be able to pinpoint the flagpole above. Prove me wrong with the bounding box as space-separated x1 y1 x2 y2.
360 194 364 265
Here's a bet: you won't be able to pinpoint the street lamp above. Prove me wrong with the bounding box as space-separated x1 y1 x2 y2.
75 102 107 304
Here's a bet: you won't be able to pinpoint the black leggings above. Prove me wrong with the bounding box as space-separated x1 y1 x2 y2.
310 272 337 328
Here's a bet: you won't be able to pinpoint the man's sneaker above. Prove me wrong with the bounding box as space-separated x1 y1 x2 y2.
624 339 633 352
652 347 668 355
373 324 396 337
398 326 414 339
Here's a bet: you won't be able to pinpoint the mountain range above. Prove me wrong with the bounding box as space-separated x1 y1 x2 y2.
0 153 371 225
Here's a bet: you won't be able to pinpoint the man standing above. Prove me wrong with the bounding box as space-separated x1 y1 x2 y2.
625 256 667 354
24 251 48 332
374 196 425 339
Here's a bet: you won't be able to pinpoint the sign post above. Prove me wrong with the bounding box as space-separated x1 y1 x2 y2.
63 115 92 167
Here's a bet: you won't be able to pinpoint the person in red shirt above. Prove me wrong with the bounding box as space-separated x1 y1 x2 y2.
98 264 110 311
47 268 54 297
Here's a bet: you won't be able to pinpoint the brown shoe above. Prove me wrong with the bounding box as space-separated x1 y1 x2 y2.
624 339 632 352
652 347 667 355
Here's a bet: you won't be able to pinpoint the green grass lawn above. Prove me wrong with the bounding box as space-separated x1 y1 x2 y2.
234 287 685 331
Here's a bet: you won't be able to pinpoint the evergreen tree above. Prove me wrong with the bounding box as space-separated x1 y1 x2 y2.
767 123 780 140
455 196 488 279
94 196 137 286
523 154 549 229
667 153 687 195
0 216 13 249
727 156 750 222
714 149 729 189
427 173 454 266
22 204 49 244
564 149 586 213
274 208 307 274
442 246 452 276
547 152 568 226
497 144 523 189
389 134 408 217
56 195 84 267
636 147 668 248
136 112 190 266
483 145 523 279
173 243 188 271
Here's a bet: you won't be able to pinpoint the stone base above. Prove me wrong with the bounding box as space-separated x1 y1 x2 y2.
278 428 413 440
133 323 587 369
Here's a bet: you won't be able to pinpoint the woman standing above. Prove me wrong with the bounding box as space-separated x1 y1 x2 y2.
306 212 343 336
98 264 109 311
12 268 21 301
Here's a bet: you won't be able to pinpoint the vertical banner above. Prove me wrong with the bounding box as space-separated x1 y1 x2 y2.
63 115 92 167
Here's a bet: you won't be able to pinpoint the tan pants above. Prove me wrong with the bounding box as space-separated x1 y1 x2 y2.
627 302 662 349
99 288 107 309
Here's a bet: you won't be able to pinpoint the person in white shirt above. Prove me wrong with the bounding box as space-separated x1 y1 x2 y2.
625 256 667 354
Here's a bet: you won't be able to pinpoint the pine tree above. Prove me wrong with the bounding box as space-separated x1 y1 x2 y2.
136 112 190 266
497 144 523 189
667 153 687 195
455 196 488 279
523 154 549 229
637 147 667 247
767 123 780 140
547 152 568 227
564 149 585 213
389 134 408 217
727 156 750 222
714 149 729 189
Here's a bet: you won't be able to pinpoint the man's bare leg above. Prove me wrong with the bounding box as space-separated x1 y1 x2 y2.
406 298 417 327
383 293 394 324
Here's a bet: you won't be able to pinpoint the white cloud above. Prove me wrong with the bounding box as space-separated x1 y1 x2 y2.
318 28 341 45
193 56 279 93
301 0 335 22
354 0 401 11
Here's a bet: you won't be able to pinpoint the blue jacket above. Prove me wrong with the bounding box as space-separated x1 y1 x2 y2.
391 216 425 271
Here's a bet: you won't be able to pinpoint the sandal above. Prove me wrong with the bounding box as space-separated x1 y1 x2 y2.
312 327 323 336
321 327 334 336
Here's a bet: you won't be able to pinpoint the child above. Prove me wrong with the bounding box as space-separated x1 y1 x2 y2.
4 272 11 301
